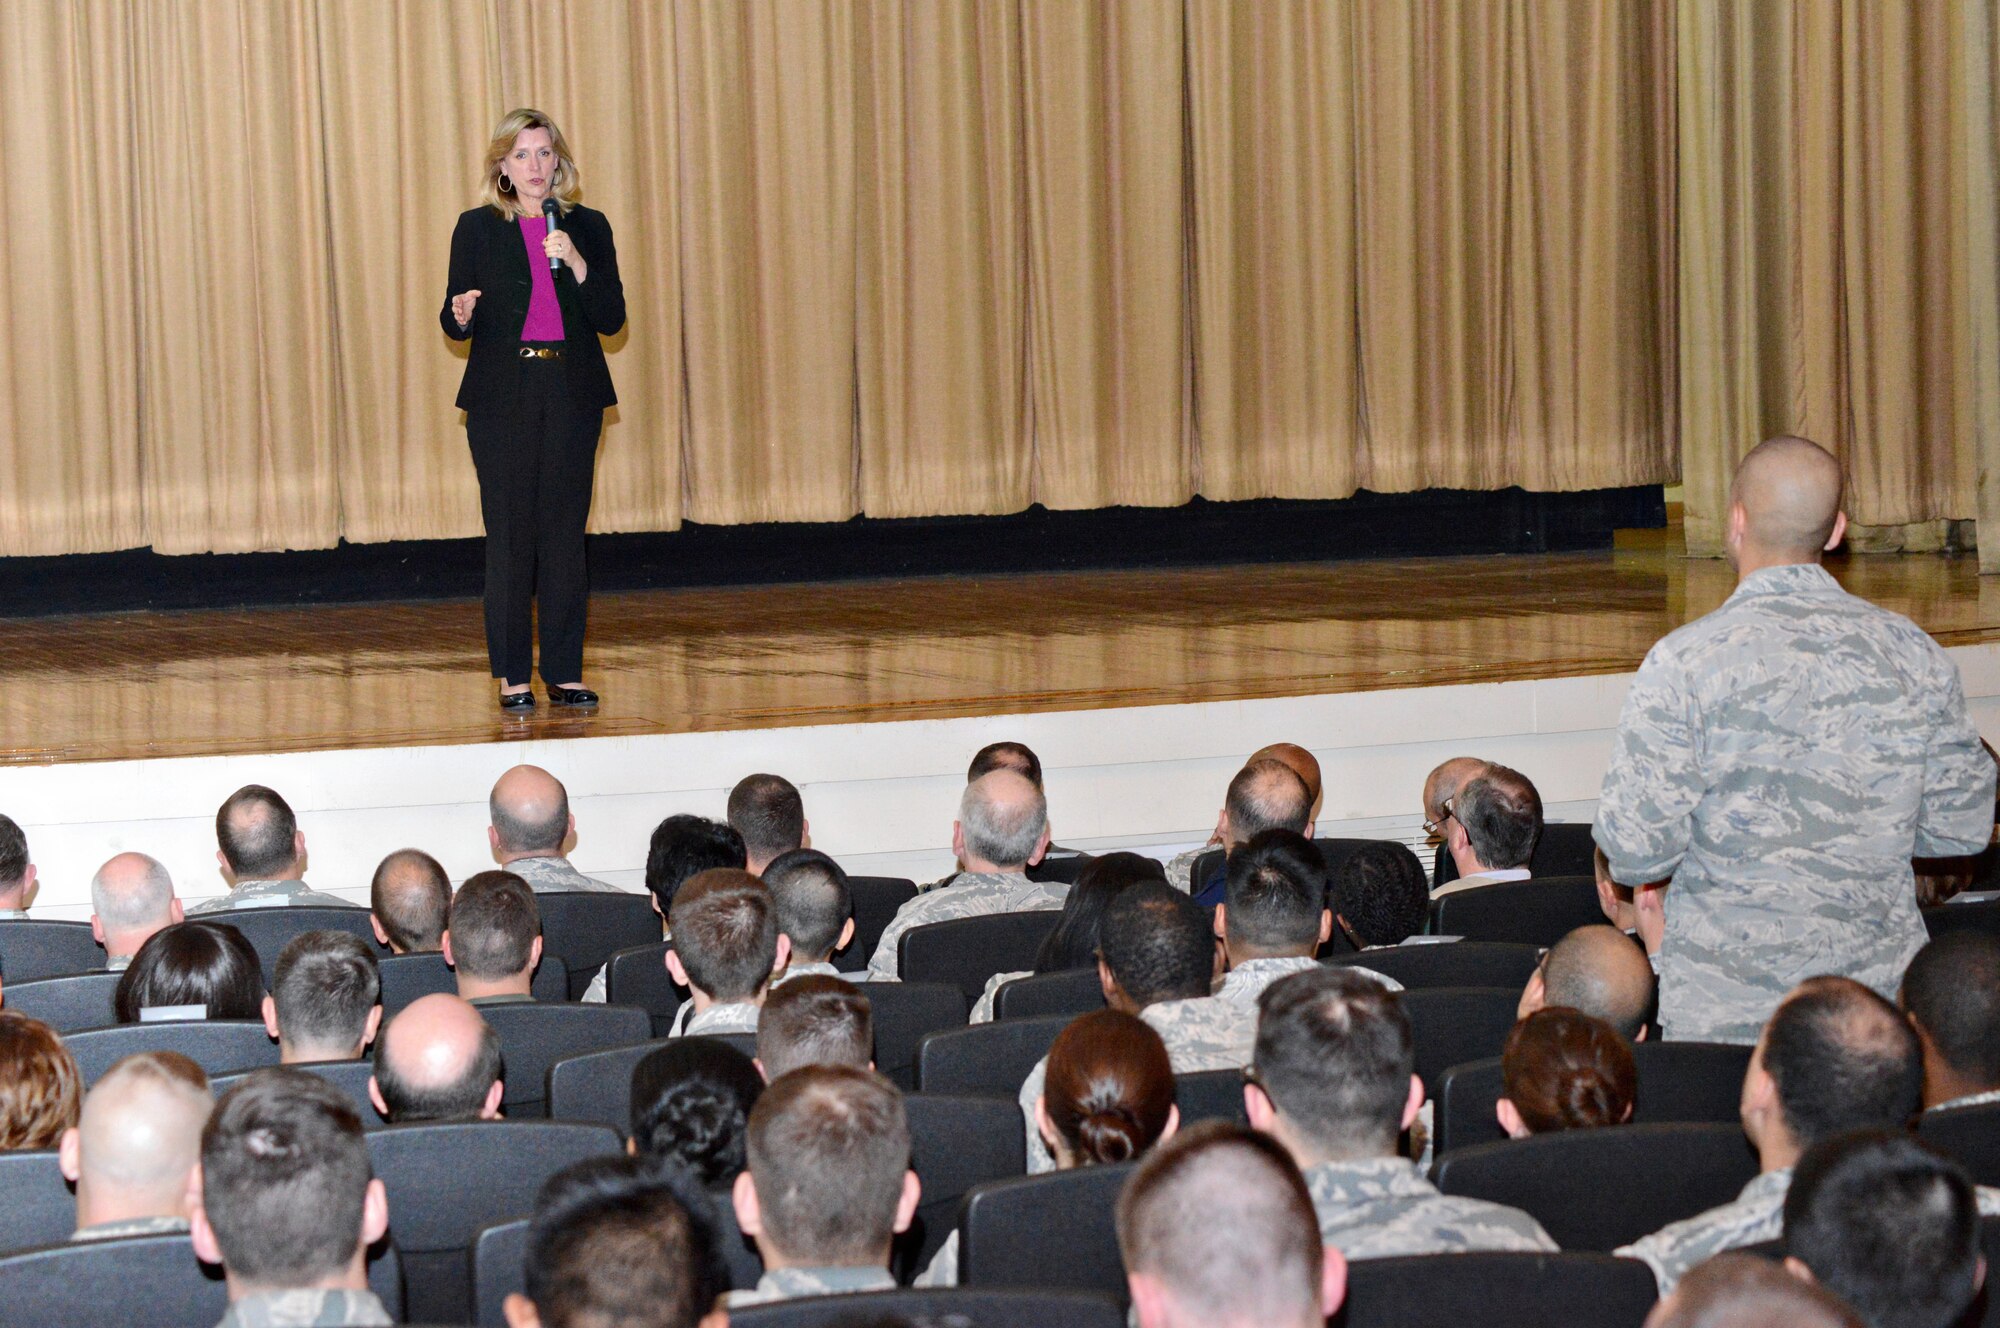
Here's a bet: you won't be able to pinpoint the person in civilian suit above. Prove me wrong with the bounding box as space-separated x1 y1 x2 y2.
443 107 624 711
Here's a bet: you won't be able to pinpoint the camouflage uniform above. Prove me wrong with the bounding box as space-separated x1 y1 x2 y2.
771 959 845 987
917 1231 961 1287
1305 1157 1555 1259
969 969 1031 1023
722 1265 898 1307
1164 848 1204 893
1934 1087 2000 1113
0 908 27 920
502 855 629 894
865 873 1068 982
188 880 360 915
1596 563 1996 1043
215 1289 392 1327
672 1000 760 1038
70 1214 189 1242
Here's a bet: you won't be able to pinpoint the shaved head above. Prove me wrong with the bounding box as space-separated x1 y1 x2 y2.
372 994 501 1123
1529 925 1656 1041
68 1052 212 1229
490 765 570 855
1423 757 1487 825
1730 435 1845 563
1250 745 1322 809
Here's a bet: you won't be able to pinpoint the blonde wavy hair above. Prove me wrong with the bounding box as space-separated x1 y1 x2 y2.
0 1010 80 1149
479 108 583 218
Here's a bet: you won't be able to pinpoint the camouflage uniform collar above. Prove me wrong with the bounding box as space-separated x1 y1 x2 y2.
1738 1167 1793 1203
762 1266 899 1297
70 1213 190 1242
1217 956 1322 1003
1304 1156 1435 1201
772 960 844 986
1729 563 1841 600
216 1287 392 1327
1933 1087 2000 1113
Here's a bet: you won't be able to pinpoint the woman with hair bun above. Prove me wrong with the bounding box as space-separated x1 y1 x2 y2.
1496 1006 1636 1138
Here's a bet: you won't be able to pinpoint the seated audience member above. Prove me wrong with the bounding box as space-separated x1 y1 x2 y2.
763 849 853 984
1247 966 1554 1257
368 992 503 1123
1216 831 1394 994
1118 1122 1347 1328
1423 757 1488 848
0 1009 82 1149
90 851 183 971
114 920 265 1023
443 870 542 1004
505 1154 728 1328
1782 1130 1984 1328
1497 1007 1637 1138
0 814 35 917
756 976 873 1081
970 850 1166 1022
191 1071 393 1327
59 1051 212 1240
1166 757 1315 906
866 770 1065 980
580 814 745 1003
728 1067 917 1306
1330 840 1432 949
666 869 786 1037
190 784 355 913
1518 923 1656 1041
729 773 809 877
968 740 1044 789
1643 1253 1863 1328
261 930 383 1063
1433 764 1543 898
629 1038 764 1186
368 848 451 955
1617 975 1999 1295
488 765 624 894
1899 931 2000 1111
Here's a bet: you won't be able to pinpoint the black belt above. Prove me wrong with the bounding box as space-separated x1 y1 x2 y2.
518 345 564 360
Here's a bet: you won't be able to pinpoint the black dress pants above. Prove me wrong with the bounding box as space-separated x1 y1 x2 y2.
465 354 602 686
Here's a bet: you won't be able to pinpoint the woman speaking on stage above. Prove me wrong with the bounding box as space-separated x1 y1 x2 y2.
442 108 624 711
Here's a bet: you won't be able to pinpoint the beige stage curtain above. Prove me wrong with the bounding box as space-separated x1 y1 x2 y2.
1678 0 1986 556
1961 0 2000 572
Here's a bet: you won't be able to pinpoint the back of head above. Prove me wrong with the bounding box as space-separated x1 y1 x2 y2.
967 741 1043 790
272 931 381 1057
448 870 540 980
746 1066 908 1264
958 770 1048 868
1454 766 1542 870
1330 841 1429 947
115 921 265 1023
0 1010 81 1149
762 848 851 963
728 773 805 864
201 1070 371 1287
668 869 779 1000
524 1154 725 1328
215 785 300 879
369 849 451 953
757 976 873 1080
1764 977 1923 1148
1225 760 1313 844
1224 830 1328 955
1424 757 1489 825
1117 1122 1327 1328
77 1052 212 1206
1784 1131 1980 1328
89 852 177 934
629 1037 764 1185
1254 967 1411 1160
1647 1253 1862 1328
1044 1009 1176 1166
0 813 26 895
1099 883 1217 1008
1248 744 1323 810
372 993 501 1123
488 764 570 855
1502 1007 1636 1134
1035 851 1167 973
1730 435 1845 561
645 815 746 915
1900 931 2000 1093
1540 924 1656 1041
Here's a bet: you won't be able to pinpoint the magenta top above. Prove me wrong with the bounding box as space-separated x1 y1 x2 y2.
517 216 566 342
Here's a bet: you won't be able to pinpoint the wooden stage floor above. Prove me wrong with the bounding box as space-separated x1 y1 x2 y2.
6 527 1999 766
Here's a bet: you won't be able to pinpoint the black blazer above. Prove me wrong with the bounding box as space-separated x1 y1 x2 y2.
441 204 626 412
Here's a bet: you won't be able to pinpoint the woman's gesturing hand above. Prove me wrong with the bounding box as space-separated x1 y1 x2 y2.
451 289 482 329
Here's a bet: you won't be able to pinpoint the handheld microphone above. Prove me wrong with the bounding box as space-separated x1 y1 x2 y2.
543 197 562 274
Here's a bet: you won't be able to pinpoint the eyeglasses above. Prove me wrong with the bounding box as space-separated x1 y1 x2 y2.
1423 795 1457 838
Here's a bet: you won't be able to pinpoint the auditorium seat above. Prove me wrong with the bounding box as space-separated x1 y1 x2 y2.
730 1289 1125 1328
1919 1102 2000 1188
857 981 967 1091
1334 1251 1658 1328
1924 899 2000 941
1430 877 1603 946
991 967 1105 1021
1431 1123 1759 1253
546 1040 658 1134
1435 822 1599 888
222 906 381 984
1174 1068 1249 1128
957 1163 1134 1300
900 912 1065 1002
1400 988 1519 1098
898 1093 1028 1280
915 1014 1070 1098
1026 852 1096 886
0 1150 74 1254
211 1059 382 1129
0 920 103 983
1315 837 1400 881
478 1002 651 1117
533 891 662 999
377 951 568 1014
64 1020 278 1086
1332 941 1542 992
367 1118 620 1325
833 876 919 974
2 971 121 1033
604 942 683 1036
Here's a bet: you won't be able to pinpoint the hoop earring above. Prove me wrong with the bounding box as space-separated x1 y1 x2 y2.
498 174 513 193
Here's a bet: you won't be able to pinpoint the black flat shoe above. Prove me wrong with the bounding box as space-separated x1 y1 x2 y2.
499 689 536 710
548 684 599 708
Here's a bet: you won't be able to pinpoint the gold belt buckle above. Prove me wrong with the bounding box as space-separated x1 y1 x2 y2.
518 346 562 360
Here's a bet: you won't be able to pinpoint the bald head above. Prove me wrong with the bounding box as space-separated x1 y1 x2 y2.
489 764 571 857
1423 758 1488 825
370 994 502 1123
91 853 178 935
369 849 450 954
1526 925 1655 1041
63 1052 212 1231
1643 1253 1861 1328
958 770 1049 870
1250 745 1322 810
1730 435 1845 564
